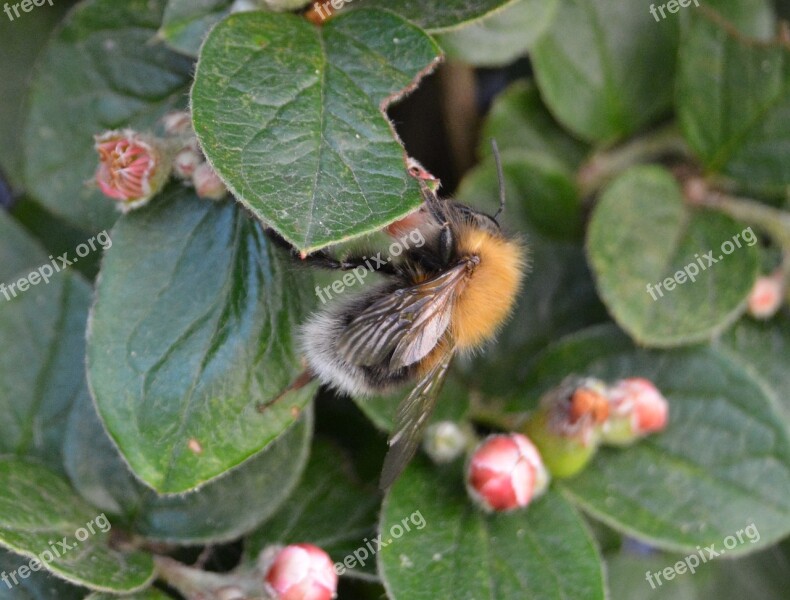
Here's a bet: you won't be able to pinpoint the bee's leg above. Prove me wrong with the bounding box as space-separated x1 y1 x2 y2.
304 253 398 275
417 180 454 265
264 228 398 275
419 179 449 225
257 369 315 413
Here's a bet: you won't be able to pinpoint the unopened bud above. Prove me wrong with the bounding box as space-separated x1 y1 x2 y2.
466 433 549 512
263 544 337 600
94 129 170 211
602 378 669 445
193 162 227 200
406 156 441 191
174 147 203 179
423 421 470 464
161 111 192 136
747 271 784 319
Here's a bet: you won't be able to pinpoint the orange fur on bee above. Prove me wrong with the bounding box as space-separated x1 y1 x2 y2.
451 226 527 350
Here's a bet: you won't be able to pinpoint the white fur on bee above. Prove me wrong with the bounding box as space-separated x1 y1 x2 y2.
299 308 380 398
299 277 414 398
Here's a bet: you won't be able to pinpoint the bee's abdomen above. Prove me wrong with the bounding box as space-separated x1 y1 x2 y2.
300 283 417 397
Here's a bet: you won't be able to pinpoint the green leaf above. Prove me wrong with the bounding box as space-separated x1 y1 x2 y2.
487 151 583 240
87 187 317 493
531 0 679 143
677 7 790 197
64 388 313 544
717 314 790 422
452 156 607 399
9 199 103 282
586 166 759 347
0 211 48 281
0 548 84 600
0 265 92 474
607 541 790 599
85 591 173 600
23 0 194 232
0 2 69 189
0 459 154 593
246 440 380 579
360 0 520 32
435 0 559 67
352 371 470 436
158 0 232 57
522 325 790 554
379 459 606 600
683 0 777 41
191 9 441 252
478 80 589 169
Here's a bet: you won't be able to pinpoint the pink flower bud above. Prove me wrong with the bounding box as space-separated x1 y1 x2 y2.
747 271 784 319
264 544 337 600
602 378 669 445
173 148 203 179
94 129 169 211
192 162 227 200
406 156 440 190
161 111 192 135
466 434 549 512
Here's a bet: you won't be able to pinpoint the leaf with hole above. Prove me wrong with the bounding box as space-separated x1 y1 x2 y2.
191 9 441 252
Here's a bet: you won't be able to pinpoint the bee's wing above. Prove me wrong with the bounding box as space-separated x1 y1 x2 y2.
338 262 468 369
379 348 455 489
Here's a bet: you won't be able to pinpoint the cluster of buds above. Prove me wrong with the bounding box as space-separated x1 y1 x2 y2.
93 111 227 211
523 376 669 478
462 376 668 512
261 543 337 600
162 110 228 201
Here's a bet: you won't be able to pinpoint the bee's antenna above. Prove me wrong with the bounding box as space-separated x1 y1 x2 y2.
491 138 505 222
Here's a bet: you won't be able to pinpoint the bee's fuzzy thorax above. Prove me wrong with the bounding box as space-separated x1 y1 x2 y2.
451 226 527 350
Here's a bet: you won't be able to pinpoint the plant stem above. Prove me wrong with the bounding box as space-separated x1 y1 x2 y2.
578 124 693 196
698 190 790 249
154 556 266 600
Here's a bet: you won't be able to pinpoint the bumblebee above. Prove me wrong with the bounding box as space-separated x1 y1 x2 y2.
276 144 527 487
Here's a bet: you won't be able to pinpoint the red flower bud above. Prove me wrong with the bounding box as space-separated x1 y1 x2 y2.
264 544 337 600
602 378 669 445
747 271 784 320
94 129 170 211
466 434 549 512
